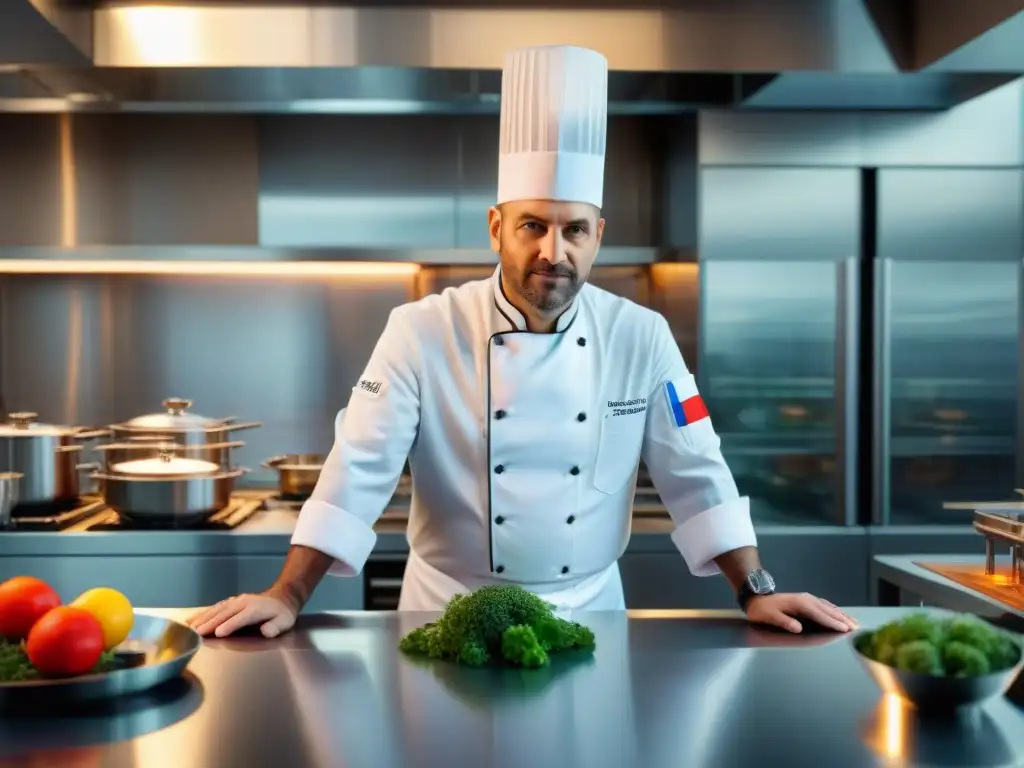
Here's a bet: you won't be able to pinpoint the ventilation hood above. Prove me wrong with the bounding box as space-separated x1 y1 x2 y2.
0 0 1021 114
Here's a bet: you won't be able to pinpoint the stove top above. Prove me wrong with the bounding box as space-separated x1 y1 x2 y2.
4 498 107 531
84 496 265 531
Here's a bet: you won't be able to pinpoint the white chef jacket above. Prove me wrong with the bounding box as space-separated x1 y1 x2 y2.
292 266 757 611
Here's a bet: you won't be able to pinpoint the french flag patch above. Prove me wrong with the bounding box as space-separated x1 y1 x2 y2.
665 380 709 428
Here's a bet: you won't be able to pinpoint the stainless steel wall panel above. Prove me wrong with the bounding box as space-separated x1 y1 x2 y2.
0 276 117 426
878 169 1024 262
0 273 418 483
257 115 461 249
700 79 1024 167
453 116 497 249
72 114 259 246
0 115 63 246
699 168 861 261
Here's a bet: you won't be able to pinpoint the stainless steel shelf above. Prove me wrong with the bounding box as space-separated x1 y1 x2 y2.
0 245 678 266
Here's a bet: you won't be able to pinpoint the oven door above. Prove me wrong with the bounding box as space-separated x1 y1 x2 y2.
363 555 407 610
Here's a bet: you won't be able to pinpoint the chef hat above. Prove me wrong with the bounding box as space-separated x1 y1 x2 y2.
497 45 609 209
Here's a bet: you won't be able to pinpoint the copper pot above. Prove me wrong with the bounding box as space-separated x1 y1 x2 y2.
263 454 326 498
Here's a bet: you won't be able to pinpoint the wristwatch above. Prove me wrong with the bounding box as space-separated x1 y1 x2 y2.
737 568 776 610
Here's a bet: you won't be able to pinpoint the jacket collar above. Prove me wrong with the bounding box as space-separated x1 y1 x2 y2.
490 265 581 333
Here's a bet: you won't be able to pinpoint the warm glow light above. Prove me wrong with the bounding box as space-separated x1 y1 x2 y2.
120 6 200 66
0 261 420 278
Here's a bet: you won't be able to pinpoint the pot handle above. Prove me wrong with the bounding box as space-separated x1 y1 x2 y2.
224 420 262 432
262 455 287 469
75 428 112 441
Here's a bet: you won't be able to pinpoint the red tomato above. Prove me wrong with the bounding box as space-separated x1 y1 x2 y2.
26 607 104 677
0 576 62 639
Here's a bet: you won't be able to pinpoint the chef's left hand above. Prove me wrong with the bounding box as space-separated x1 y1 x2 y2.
744 592 858 634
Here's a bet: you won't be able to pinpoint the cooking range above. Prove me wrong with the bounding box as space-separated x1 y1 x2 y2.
4 493 268 532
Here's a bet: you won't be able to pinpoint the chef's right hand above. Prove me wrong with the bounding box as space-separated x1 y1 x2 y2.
188 591 297 638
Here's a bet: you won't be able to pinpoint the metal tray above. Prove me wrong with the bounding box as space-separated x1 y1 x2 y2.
0 612 201 707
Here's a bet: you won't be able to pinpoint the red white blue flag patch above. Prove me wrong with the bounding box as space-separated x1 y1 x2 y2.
665 380 709 428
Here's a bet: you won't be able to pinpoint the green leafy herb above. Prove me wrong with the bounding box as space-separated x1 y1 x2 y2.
0 639 118 683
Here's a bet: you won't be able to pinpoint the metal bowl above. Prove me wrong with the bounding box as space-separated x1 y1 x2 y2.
851 629 1024 712
0 611 201 707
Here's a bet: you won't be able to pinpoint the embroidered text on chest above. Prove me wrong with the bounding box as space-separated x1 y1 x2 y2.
607 398 647 417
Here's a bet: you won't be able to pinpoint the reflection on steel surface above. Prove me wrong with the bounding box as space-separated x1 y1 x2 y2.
860 692 1020 767
0 673 204 759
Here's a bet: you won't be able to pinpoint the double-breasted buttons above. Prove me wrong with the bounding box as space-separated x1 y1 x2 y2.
495 464 505 474
495 409 507 419
566 515 575 524
577 337 586 346
570 466 580 476
576 412 586 422
495 516 505 525
496 565 505 574
561 566 570 574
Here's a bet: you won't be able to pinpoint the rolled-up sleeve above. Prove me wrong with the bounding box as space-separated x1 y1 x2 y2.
641 315 756 577
291 308 420 577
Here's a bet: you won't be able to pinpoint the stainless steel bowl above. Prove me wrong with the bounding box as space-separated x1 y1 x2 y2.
0 472 23 528
851 630 1024 712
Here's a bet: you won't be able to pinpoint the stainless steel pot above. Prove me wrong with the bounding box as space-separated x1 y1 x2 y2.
0 472 23 529
0 412 110 506
93 449 249 524
110 398 261 466
262 453 326 498
94 439 245 471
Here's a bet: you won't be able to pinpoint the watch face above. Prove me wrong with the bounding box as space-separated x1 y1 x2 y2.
746 569 775 595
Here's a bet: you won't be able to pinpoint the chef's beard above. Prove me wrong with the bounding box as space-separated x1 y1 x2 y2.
504 258 582 313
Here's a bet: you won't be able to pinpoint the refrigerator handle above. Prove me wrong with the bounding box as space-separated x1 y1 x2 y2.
873 258 893 526
835 257 860 526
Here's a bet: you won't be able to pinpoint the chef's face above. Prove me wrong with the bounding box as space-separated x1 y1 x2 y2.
489 199 605 314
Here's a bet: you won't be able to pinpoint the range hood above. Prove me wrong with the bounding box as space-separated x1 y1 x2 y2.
0 0 1021 113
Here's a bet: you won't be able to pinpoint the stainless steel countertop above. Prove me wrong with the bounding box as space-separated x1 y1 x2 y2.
1 608 1022 767
873 554 1024 622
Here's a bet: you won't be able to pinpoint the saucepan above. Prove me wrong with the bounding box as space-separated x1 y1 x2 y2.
0 412 110 506
262 453 326 499
92 443 249 525
109 398 261 466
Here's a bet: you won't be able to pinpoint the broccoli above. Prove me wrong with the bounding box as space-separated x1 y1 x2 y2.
943 640 991 677
894 639 943 675
857 612 1023 678
398 584 597 668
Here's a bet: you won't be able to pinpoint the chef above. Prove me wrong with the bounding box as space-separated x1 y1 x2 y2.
190 44 857 639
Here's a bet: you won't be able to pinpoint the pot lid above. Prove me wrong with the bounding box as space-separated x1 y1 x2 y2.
112 454 221 476
0 412 78 437
119 398 226 430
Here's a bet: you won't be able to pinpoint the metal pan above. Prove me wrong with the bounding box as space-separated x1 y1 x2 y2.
0 612 201 707
263 453 326 498
93 467 248 524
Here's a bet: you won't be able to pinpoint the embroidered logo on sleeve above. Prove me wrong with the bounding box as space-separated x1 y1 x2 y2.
665 380 708 428
354 378 387 399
